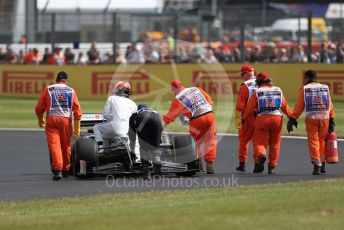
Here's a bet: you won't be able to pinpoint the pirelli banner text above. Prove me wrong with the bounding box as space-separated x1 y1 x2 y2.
0 64 343 101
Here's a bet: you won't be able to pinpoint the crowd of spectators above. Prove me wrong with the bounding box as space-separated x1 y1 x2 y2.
0 39 344 65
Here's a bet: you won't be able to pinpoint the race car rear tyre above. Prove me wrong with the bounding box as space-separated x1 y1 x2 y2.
73 138 98 178
173 135 198 164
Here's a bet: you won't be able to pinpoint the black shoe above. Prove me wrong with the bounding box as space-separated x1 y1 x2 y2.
313 165 321 175
153 163 162 174
253 155 266 173
206 162 215 174
236 162 246 172
197 158 204 172
53 170 62 181
321 162 326 174
142 169 152 180
268 166 276 174
62 170 69 178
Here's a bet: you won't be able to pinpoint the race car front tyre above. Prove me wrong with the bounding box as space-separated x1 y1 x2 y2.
73 138 98 178
173 135 198 164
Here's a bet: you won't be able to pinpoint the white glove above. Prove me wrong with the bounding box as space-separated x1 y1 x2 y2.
162 120 167 130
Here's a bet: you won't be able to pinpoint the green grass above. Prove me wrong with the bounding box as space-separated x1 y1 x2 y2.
1 97 343 137
0 179 344 230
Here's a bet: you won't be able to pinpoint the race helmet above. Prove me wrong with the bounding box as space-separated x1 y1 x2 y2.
114 81 132 97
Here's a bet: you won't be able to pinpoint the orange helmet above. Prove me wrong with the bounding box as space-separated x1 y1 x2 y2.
114 81 132 97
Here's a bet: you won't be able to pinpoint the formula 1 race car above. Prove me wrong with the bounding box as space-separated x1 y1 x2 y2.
71 113 200 178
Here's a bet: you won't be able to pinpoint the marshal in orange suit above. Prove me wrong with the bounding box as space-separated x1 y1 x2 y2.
288 70 335 175
235 64 257 172
35 71 82 180
163 80 217 174
243 72 292 174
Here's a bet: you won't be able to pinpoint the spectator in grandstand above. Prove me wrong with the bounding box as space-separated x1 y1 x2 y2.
250 45 262 63
291 45 307 63
202 49 217 64
0 48 5 64
114 49 127 64
318 42 331 63
4 44 17 64
17 50 25 64
48 47 65 65
232 45 241 62
23 48 33 64
143 44 159 64
76 51 87 65
213 47 232 63
162 80 217 174
243 72 292 174
19 35 27 45
336 42 344 63
261 42 278 63
42 48 51 64
327 42 337 63
177 47 190 63
64 47 75 65
277 48 289 63
87 42 100 64
32 48 43 65
243 47 252 63
126 44 145 64
189 46 203 63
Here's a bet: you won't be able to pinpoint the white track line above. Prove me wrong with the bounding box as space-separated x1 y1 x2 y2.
1 128 343 141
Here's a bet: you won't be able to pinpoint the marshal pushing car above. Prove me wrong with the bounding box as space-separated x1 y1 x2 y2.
71 113 200 178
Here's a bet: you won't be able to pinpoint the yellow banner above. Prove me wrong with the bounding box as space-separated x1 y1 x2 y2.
0 64 343 101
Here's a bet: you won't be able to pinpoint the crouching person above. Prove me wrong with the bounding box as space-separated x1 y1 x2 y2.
129 104 163 180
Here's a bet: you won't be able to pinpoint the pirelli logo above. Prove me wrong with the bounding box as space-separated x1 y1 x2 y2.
192 70 239 95
2 71 54 96
92 71 150 95
302 70 344 97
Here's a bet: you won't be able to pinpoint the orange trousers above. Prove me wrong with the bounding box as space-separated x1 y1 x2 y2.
189 113 217 163
305 118 328 166
238 116 255 163
252 115 283 168
45 116 72 171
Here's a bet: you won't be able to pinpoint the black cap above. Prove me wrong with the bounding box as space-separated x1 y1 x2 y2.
56 71 68 81
305 70 317 79
138 103 148 111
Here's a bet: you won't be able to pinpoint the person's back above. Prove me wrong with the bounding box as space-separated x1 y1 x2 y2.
105 95 137 136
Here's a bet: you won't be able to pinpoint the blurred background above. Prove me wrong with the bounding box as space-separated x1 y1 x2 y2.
0 0 344 64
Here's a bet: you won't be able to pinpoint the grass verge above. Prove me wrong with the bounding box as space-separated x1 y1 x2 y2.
1 178 344 230
0 97 343 137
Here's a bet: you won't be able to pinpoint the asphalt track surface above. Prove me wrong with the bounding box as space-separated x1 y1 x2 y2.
0 129 343 201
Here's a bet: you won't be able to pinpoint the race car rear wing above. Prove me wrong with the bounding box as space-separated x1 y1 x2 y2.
80 113 106 127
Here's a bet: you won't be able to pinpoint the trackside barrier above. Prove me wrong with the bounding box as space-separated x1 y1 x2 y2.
0 64 343 101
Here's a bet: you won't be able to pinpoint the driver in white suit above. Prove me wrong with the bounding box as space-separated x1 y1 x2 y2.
93 81 137 148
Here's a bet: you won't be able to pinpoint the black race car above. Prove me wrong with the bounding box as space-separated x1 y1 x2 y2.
71 113 200 178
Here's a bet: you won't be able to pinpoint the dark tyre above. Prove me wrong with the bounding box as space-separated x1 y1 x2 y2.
175 171 197 177
173 135 198 164
73 138 98 177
